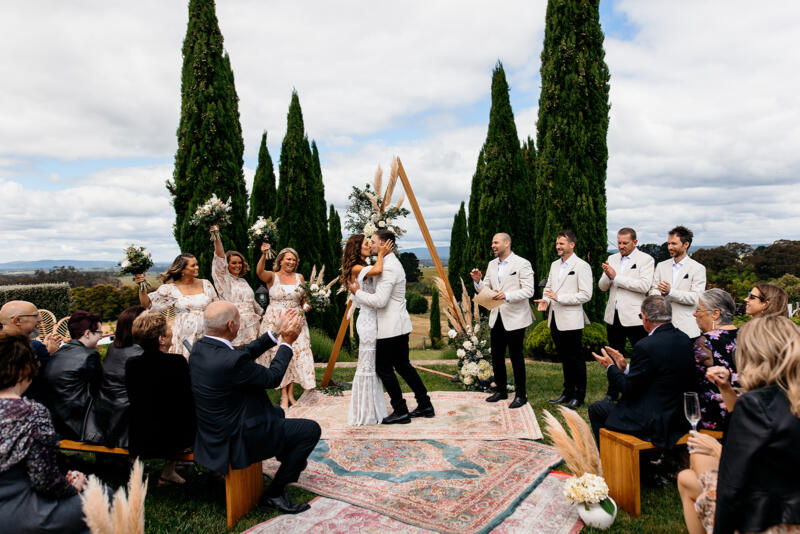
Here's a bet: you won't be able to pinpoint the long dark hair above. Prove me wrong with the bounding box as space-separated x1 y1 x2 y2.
160 253 196 283
341 234 366 286
113 306 147 348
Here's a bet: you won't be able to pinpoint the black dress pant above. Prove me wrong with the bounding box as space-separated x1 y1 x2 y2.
550 319 586 402
588 398 615 443
490 315 527 397
376 333 431 414
605 310 647 399
266 418 321 497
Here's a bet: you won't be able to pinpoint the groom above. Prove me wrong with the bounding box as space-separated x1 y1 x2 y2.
350 230 434 424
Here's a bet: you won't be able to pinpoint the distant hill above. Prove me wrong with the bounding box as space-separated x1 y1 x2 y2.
0 260 168 273
400 246 450 261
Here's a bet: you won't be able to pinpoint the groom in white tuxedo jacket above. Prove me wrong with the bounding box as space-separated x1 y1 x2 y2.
350 230 433 424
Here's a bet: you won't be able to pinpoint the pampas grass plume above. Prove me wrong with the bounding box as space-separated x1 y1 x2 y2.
127 459 147 534
82 475 113 534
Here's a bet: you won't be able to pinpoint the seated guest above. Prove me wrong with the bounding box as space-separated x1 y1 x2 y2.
190 302 320 514
42 310 103 441
692 289 738 431
744 283 789 318
588 295 695 447
0 333 90 534
0 300 63 402
126 312 195 486
678 316 800 534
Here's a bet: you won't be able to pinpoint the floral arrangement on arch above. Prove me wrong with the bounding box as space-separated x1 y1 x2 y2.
435 278 494 391
344 157 410 239
190 194 232 241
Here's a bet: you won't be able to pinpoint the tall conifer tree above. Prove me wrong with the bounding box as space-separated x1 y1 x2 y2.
429 287 442 347
521 136 538 275
535 0 610 319
448 202 468 296
168 0 248 279
311 141 331 270
249 131 276 224
464 148 485 279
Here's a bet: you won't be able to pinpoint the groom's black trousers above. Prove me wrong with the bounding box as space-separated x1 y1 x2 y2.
376 333 431 414
490 315 527 397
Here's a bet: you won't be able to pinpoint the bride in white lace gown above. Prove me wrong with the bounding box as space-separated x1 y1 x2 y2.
342 235 392 425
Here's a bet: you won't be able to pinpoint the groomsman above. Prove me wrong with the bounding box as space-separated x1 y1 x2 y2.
597 228 654 401
535 230 593 409
649 225 706 338
470 233 534 409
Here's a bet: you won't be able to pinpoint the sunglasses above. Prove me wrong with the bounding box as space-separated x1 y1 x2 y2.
745 293 766 302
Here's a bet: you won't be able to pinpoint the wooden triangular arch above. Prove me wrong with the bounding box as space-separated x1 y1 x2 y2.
320 158 457 387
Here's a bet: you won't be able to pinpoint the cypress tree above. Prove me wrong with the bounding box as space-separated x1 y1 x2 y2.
167 0 248 279
448 202 468 296
464 148 485 280
327 205 349 346
249 131 276 224
311 141 331 270
535 0 610 320
328 205 343 270
429 287 442 348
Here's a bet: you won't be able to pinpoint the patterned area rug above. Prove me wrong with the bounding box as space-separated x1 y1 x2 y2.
242 472 581 534
287 390 542 440
263 439 561 534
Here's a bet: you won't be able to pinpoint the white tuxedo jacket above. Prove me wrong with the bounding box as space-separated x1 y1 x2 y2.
352 253 413 339
649 256 706 338
543 254 593 331
475 253 534 331
598 248 654 327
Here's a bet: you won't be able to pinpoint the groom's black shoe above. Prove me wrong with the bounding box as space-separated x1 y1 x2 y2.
263 492 311 514
382 411 411 424
508 396 528 409
548 394 570 404
409 405 435 418
486 392 508 402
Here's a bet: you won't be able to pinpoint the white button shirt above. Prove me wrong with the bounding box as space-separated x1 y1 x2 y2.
558 256 571 281
671 257 686 286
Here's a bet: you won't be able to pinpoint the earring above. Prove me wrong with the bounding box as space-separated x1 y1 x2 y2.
712 320 717 330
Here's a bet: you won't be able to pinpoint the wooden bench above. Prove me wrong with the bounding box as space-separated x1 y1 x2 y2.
599 428 724 516
59 440 263 528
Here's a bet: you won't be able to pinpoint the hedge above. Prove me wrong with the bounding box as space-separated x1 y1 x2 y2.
406 291 428 314
70 284 140 323
524 320 608 361
0 283 72 318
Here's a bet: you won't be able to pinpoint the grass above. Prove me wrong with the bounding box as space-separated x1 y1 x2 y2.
63 360 685 533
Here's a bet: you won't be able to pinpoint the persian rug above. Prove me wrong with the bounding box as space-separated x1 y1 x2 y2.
262 439 561 534
287 390 542 440
242 471 582 534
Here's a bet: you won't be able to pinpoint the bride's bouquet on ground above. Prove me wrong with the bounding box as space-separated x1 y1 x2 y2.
119 245 154 291
299 265 337 312
248 216 279 259
190 194 232 241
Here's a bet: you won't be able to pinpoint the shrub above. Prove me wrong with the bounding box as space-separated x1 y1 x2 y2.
70 284 139 322
406 291 428 314
308 327 355 363
524 320 608 361
0 283 72 318
429 287 442 347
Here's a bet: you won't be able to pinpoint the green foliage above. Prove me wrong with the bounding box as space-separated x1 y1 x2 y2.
638 243 670 264
448 202 468 298
750 240 800 279
248 133 277 281
0 267 120 288
308 327 355 363
429 287 442 347
464 148 485 281
535 0 610 321
524 320 608 361
168 0 249 281
70 285 139 322
0 283 72 319
399 252 422 283
406 291 428 314
327 205 349 348
771 273 800 302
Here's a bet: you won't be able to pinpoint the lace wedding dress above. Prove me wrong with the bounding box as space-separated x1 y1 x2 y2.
348 266 388 425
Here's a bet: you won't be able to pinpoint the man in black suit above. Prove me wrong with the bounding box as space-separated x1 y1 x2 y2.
588 295 695 448
190 301 320 514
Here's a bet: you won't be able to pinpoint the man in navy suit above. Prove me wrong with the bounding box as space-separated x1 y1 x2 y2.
190 302 320 514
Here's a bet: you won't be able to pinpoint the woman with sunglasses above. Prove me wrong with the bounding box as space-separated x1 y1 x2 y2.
744 283 788 318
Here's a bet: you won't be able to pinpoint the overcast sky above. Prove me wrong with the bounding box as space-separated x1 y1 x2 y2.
1 0 799 263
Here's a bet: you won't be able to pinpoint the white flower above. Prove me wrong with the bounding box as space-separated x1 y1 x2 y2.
447 329 457 339
310 284 319 291
481 340 487 347
388 227 394 233
456 349 466 358
474 324 480 333
371 213 379 222
378 220 386 228
463 376 474 385
471 335 478 344
564 473 609 504
475 350 482 358
462 341 473 351
121 260 131 269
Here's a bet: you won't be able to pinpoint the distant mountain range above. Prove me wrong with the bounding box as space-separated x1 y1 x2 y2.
0 260 168 273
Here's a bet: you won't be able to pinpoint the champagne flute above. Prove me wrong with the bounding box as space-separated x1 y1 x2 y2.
684 391 701 433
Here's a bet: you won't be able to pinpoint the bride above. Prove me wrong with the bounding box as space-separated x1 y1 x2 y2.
341 234 392 425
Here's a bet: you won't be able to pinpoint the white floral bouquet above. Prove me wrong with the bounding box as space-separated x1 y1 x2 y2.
119 245 154 291
298 265 337 312
190 194 232 241
564 473 615 514
344 158 410 239
248 216 279 259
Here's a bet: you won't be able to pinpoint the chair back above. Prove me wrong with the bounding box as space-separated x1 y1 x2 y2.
54 316 71 341
37 309 57 340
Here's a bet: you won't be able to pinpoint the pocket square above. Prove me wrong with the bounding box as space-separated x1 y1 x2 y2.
683 273 689 279
568 271 575 275
630 264 637 269
510 271 517 276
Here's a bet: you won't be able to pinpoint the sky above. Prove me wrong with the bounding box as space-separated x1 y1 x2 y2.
1 0 799 263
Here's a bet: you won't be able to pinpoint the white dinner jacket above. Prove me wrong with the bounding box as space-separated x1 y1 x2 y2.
598 248 654 327
649 256 706 338
475 252 534 331
352 253 413 339
543 254 593 331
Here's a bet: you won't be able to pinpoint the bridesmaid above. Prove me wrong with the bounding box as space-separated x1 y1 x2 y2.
135 253 217 359
210 225 263 347
255 243 315 410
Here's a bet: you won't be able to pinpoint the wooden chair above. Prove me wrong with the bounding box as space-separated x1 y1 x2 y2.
54 317 71 341
159 305 176 322
37 309 56 340
599 428 723 516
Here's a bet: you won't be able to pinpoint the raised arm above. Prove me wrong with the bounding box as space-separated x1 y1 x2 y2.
211 225 225 259
256 243 275 287
364 241 392 278
353 265 395 309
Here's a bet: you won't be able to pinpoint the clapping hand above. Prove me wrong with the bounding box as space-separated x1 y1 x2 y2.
44 333 63 354
602 261 616 280
272 309 297 334
687 431 722 458
592 346 626 371
279 313 304 346
470 268 482 283
657 281 671 296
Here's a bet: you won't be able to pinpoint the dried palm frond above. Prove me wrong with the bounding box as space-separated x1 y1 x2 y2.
365 191 380 213
541 409 601 477
383 157 399 208
561 406 602 476
324 278 338 291
395 191 405 210
460 279 472 328
373 165 383 201
127 460 147 534
316 265 326 286
82 475 113 534
435 276 468 333
309 265 317 285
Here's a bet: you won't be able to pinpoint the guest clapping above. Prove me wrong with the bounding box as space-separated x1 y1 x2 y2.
210 225 263 346
744 283 789 318
136 253 218 358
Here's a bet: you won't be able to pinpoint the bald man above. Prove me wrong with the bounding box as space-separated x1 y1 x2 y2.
0 300 62 401
189 301 320 514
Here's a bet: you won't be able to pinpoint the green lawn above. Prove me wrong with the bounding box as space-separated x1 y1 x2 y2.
64 361 685 533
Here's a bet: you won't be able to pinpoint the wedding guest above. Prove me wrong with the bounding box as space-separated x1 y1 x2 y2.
136 253 218 359
0 300 63 403
598 228 654 402
126 312 195 486
210 224 263 346
0 333 90 534
744 283 789 318
41 310 103 441
692 289 738 431
470 232 534 409
649 226 706 338
190 302 320 514
535 230 593 409
255 244 315 410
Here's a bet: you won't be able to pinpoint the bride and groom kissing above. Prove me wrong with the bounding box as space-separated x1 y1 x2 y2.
342 229 435 425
